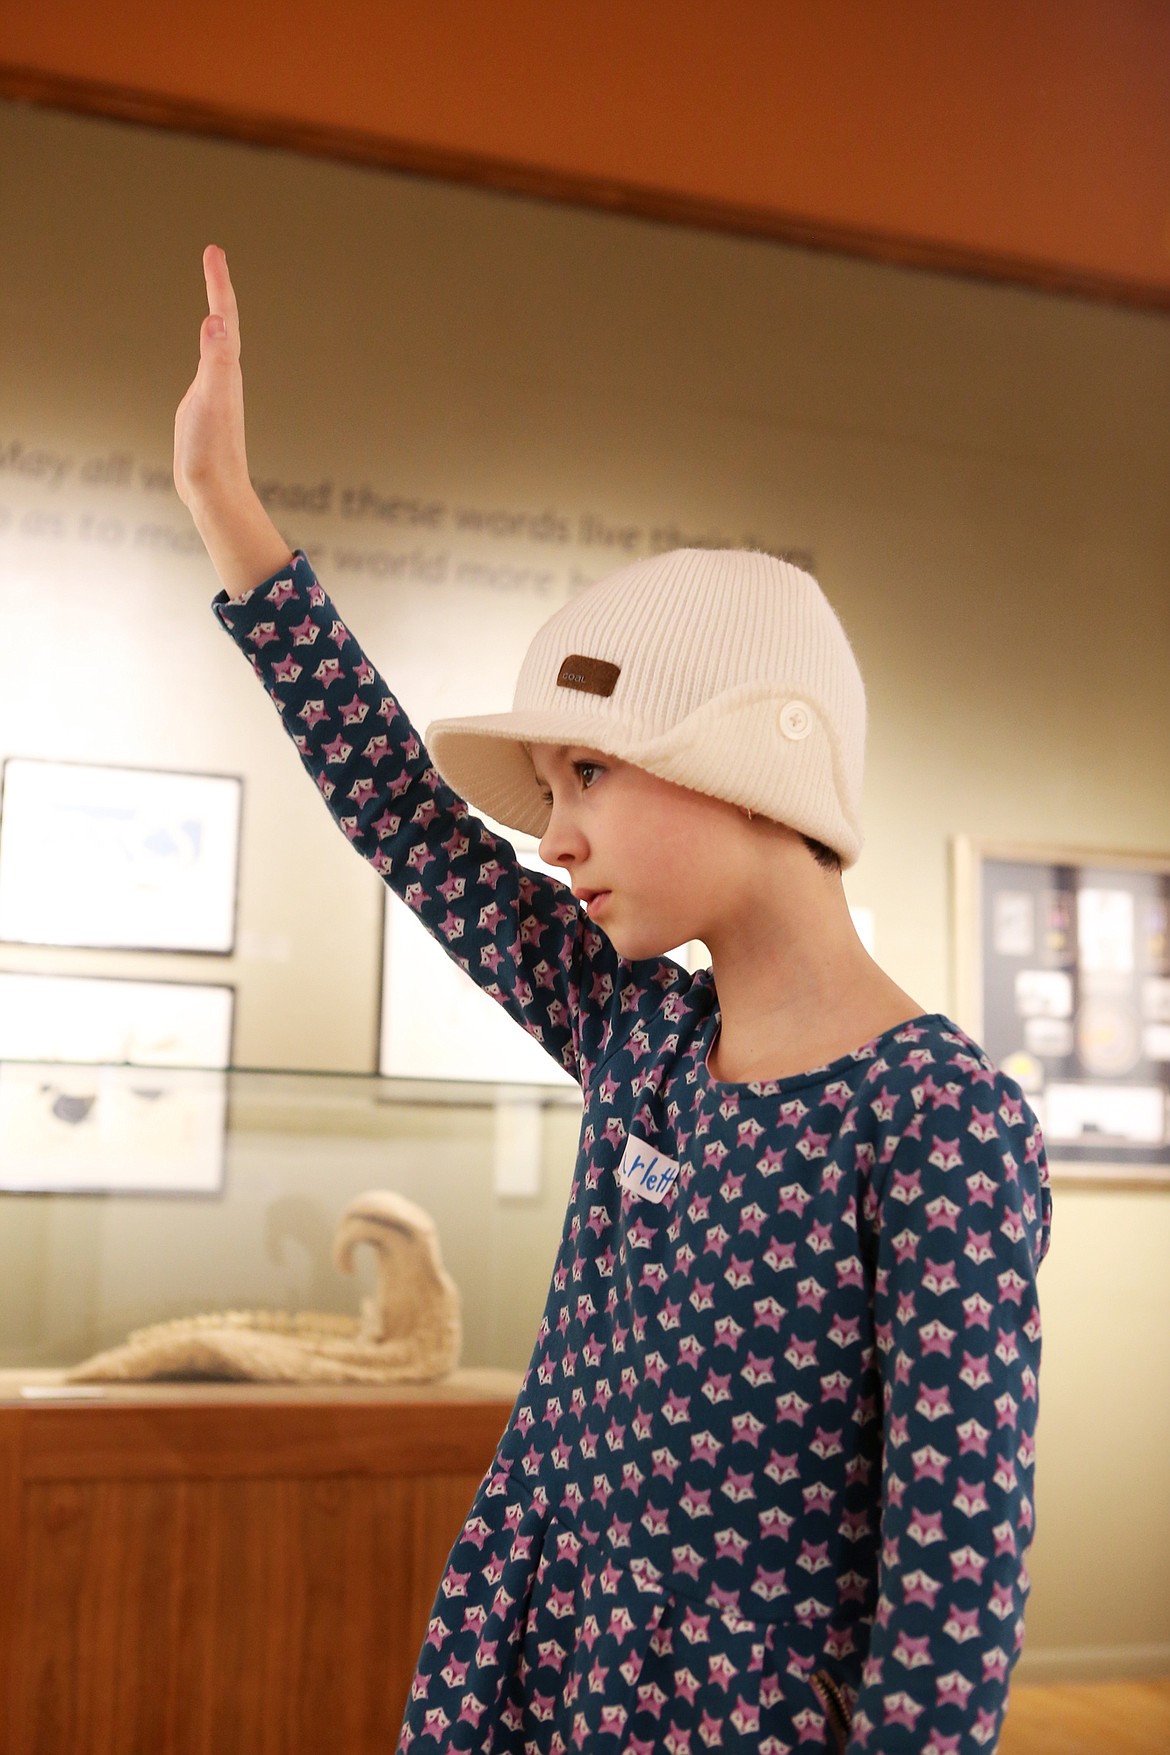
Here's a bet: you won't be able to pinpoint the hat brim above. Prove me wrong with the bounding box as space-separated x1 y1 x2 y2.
426 709 643 839
426 693 862 866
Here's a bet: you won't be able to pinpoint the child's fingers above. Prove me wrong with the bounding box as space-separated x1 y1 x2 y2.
201 244 240 348
174 248 250 508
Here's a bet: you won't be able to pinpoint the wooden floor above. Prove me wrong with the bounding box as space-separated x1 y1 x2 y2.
1000 1680 1170 1754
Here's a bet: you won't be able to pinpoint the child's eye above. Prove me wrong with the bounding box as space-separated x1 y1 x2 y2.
538 760 604 806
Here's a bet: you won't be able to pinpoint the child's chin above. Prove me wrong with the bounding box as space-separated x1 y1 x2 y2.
608 924 684 963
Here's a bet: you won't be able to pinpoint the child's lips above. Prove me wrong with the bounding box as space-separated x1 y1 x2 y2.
575 889 612 917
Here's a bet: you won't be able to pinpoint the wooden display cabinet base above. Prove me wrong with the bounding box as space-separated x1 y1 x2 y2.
0 1371 519 1755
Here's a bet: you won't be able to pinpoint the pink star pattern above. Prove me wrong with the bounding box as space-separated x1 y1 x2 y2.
216 553 1054 1753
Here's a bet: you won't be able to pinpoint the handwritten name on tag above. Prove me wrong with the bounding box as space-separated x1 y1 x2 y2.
617 1133 681 1204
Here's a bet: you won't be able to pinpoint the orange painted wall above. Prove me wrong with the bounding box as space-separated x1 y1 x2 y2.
2 0 1169 306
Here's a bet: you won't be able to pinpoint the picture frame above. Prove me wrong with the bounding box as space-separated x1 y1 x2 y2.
0 971 234 1195
378 818 707 1086
952 837 1170 1189
379 828 583 1088
0 757 243 954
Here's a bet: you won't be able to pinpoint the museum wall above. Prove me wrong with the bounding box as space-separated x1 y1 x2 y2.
1 100 1169 1676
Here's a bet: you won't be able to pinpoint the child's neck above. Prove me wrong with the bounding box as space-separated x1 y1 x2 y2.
704 872 923 1085
707 978 925 1084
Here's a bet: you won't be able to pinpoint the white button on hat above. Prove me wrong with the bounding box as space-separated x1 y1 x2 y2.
779 700 812 740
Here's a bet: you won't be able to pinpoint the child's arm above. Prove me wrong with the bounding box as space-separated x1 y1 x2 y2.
852 1046 1052 1751
175 249 659 1087
214 551 639 1083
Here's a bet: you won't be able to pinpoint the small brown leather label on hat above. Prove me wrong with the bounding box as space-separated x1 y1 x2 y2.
557 654 620 697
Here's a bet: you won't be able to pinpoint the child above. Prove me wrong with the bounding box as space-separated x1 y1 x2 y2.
176 246 1052 1754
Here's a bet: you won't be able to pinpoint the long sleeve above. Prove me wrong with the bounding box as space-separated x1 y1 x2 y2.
212 549 641 1088
849 1038 1053 1751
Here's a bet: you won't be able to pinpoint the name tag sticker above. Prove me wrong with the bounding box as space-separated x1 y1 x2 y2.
617 1133 681 1204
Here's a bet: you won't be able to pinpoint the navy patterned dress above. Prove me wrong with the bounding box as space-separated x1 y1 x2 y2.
215 552 1052 1754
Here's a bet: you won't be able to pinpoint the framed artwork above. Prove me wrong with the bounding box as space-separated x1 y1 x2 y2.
0 972 234 1194
378 822 705 1086
0 758 242 953
953 837 1170 1188
380 829 581 1087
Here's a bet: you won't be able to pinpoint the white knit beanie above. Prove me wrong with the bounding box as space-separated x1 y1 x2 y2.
425 547 867 866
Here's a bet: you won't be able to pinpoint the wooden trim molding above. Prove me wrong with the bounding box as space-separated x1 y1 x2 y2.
19 1396 511 1481
3 62 1168 315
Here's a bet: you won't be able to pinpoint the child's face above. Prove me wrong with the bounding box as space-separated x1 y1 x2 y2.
528 742 745 960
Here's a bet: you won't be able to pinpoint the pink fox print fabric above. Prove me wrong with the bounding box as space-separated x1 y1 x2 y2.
215 552 1053 1753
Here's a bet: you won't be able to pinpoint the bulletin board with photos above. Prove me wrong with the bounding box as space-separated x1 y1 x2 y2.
953 838 1170 1187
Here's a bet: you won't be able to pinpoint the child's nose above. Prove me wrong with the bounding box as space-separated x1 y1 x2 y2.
538 798 587 868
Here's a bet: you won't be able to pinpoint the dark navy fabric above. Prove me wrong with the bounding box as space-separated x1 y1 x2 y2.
215 552 1053 1753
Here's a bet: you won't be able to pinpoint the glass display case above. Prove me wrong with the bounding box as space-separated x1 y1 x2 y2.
0 1058 582 1377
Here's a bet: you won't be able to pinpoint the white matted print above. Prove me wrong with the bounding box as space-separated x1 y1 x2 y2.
0 973 233 1194
379 827 704 1085
0 758 242 952
380 835 578 1087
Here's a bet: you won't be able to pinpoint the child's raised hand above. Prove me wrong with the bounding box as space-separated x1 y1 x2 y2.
173 247 292 596
173 245 251 513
